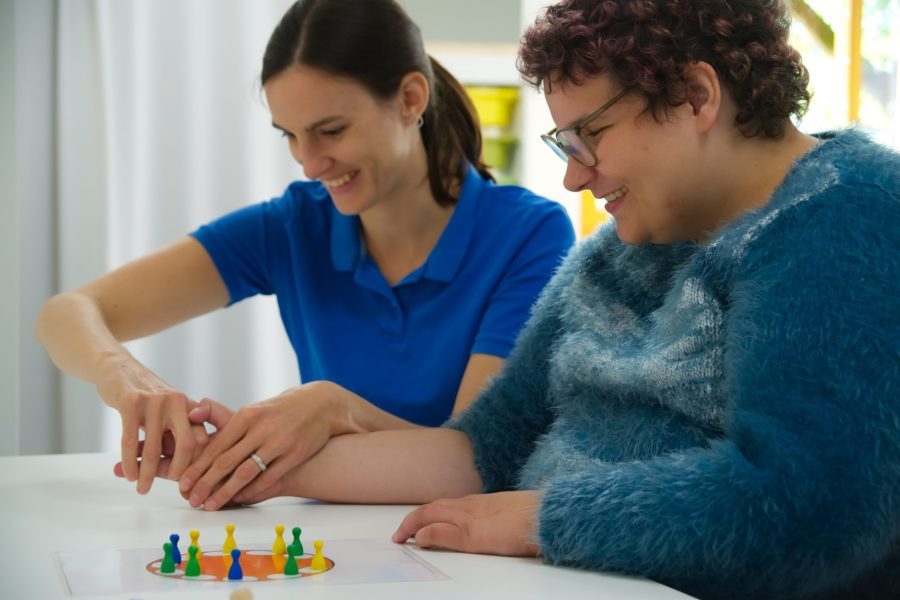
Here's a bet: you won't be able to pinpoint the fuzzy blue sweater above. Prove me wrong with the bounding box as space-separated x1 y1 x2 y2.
451 129 900 599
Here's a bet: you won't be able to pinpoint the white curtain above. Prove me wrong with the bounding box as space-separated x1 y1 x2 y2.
54 0 302 452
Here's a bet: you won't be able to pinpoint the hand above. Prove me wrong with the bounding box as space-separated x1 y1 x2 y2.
178 381 349 511
392 491 543 557
111 398 230 484
98 361 209 494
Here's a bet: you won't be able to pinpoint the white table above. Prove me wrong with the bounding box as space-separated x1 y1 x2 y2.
0 453 694 599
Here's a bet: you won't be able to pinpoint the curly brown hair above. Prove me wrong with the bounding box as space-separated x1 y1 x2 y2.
519 0 810 138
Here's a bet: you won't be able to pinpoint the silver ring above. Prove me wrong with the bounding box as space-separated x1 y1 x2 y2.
250 453 267 472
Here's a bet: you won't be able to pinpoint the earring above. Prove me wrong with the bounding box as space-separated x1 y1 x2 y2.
416 116 424 128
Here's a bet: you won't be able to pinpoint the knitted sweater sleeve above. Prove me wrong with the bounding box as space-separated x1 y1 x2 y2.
446 259 572 492
536 191 900 599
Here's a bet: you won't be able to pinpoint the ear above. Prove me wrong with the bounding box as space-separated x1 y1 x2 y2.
681 61 721 133
395 71 430 126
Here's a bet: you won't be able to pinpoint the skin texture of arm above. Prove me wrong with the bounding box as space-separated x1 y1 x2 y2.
235 423 542 559
241 427 485 505
34 237 229 493
177 353 504 511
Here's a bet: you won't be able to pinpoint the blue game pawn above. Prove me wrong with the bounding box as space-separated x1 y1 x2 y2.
228 548 243 580
169 533 182 565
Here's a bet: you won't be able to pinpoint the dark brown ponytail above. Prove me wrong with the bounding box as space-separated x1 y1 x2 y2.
421 56 494 205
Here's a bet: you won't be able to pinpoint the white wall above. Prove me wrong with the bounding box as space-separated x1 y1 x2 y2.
1 0 61 456
16 0 60 454
0 0 20 456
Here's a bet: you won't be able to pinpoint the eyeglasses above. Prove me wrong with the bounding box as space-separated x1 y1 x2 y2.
541 89 628 167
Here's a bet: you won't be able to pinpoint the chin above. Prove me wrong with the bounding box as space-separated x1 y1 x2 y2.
329 193 372 217
614 223 650 246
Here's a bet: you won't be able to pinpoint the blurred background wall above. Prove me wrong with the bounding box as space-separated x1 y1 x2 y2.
1 0 896 456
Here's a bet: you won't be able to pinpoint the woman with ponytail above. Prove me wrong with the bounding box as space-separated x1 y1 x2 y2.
36 0 574 509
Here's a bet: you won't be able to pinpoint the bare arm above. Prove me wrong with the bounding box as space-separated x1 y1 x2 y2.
236 413 540 560
243 427 484 505
336 353 504 432
450 353 504 416
34 237 229 491
180 353 504 510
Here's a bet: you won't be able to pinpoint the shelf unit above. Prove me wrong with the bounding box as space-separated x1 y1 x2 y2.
425 40 586 234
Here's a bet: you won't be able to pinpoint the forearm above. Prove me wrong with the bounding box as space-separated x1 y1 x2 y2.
35 292 143 406
332 384 422 434
284 428 483 504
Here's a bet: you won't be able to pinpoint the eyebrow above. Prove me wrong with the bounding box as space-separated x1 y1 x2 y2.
564 106 611 130
271 116 343 134
561 90 629 130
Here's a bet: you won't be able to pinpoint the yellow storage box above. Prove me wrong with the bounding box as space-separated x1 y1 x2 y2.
466 86 520 129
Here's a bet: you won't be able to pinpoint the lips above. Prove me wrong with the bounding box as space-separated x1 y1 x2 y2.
601 186 628 215
321 171 358 189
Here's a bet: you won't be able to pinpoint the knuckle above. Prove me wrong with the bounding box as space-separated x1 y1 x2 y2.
194 433 210 449
205 436 226 456
237 403 262 423
119 393 141 413
417 504 437 520
415 528 436 548
212 453 237 472
141 440 162 457
166 391 188 402
121 430 139 446
191 482 210 498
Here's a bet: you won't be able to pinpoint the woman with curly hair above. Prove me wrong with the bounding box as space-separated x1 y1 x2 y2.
165 0 899 597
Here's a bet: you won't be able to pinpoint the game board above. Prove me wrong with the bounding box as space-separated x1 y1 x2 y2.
146 547 335 581
57 538 448 596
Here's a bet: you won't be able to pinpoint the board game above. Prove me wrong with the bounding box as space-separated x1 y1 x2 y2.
144 524 335 582
56 530 448 596
146 548 335 581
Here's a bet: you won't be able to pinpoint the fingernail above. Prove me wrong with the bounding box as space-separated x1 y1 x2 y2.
189 494 200 507
179 477 192 492
204 499 219 511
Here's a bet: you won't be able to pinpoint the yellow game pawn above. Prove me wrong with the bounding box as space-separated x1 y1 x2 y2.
272 524 287 555
223 524 237 555
310 539 326 571
189 529 203 561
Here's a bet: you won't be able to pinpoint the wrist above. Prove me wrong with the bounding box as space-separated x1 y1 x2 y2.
307 381 364 436
94 349 161 408
93 350 131 404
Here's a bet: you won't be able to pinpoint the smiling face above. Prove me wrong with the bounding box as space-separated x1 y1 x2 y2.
264 64 426 216
546 74 719 245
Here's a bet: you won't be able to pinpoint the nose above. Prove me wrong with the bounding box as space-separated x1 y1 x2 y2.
291 138 331 180
562 157 595 193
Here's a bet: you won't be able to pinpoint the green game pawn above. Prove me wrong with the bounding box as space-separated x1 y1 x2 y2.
283 545 299 576
160 542 176 573
289 526 303 556
184 545 201 577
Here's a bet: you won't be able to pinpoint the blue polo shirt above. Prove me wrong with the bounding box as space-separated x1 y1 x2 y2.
191 165 574 426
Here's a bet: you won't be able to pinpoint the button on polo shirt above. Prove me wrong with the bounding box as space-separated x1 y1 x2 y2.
192 165 575 426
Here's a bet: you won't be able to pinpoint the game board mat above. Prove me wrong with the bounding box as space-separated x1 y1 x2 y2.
56 539 448 596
